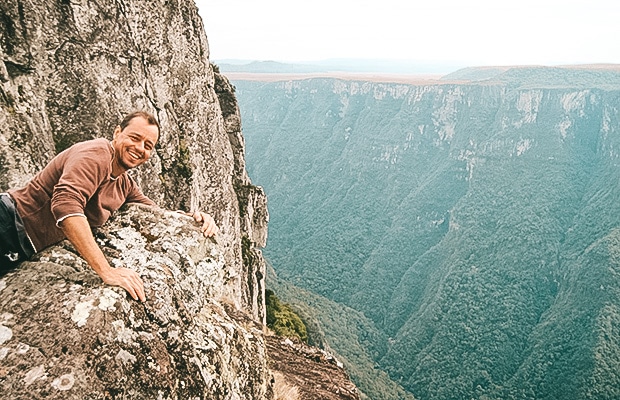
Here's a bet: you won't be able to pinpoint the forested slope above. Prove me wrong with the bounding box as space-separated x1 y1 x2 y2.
232 67 620 399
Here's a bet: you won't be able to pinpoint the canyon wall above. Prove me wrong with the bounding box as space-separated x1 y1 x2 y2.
233 69 620 399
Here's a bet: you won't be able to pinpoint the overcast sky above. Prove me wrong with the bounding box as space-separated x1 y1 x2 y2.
195 0 620 68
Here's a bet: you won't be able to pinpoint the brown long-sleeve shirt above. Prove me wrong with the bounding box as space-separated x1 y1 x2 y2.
8 138 155 252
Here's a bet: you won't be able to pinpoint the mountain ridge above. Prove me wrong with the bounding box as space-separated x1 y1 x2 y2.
223 64 620 90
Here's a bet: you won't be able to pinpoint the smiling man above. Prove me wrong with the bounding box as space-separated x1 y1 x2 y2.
0 111 218 301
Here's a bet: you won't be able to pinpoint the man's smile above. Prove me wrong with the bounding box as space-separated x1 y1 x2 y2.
128 150 143 160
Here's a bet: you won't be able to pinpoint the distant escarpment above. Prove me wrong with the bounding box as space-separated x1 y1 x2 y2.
233 67 620 399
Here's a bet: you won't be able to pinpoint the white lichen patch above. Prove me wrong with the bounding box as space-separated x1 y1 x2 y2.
126 308 144 329
98 288 121 311
51 373 75 391
69 284 83 292
71 300 95 327
195 258 224 284
147 355 161 371
49 249 82 263
24 365 47 386
168 329 180 341
111 226 148 249
112 320 138 344
115 348 137 365
0 312 13 323
0 324 13 345
138 331 154 340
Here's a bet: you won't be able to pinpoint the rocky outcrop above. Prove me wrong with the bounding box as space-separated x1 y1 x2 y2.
266 335 360 400
0 204 272 399
0 0 271 397
0 0 267 322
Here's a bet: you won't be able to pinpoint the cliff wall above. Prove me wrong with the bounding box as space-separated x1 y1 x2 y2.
0 0 268 319
0 0 270 397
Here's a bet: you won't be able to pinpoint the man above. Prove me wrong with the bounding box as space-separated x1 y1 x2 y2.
0 111 218 302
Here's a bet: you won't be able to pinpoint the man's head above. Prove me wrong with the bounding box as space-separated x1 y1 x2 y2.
111 111 160 175
119 111 160 135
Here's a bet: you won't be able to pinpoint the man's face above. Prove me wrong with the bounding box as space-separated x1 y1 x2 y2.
112 116 159 172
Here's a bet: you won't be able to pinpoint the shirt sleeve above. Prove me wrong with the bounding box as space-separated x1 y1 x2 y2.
51 144 110 222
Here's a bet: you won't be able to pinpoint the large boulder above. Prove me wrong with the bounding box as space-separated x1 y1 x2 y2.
0 204 272 399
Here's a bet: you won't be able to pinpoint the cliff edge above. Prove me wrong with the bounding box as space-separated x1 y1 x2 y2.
0 0 363 398
0 0 267 321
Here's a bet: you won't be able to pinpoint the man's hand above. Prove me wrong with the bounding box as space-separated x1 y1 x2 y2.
99 267 146 302
179 211 219 238
60 215 147 302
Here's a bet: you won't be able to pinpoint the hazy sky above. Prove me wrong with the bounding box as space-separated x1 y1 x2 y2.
196 0 620 67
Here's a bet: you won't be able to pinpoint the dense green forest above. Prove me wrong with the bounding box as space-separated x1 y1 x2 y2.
265 289 308 342
232 66 620 399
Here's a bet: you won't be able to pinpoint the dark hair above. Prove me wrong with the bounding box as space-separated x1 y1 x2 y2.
119 111 160 134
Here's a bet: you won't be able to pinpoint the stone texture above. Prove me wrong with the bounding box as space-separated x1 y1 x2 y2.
266 335 360 400
0 204 272 399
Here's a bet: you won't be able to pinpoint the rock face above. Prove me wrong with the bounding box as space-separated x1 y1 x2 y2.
0 205 271 399
0 0 272 397
0 0 268 321
0 1 363 397
266 336 360 400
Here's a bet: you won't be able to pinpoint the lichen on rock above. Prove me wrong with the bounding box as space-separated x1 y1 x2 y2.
0 204 272 399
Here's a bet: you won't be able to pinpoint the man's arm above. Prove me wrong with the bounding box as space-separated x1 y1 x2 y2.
60 215 146 302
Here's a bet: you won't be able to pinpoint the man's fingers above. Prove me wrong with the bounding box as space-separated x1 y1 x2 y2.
195 212 218 237
126 279 144 302
180 210 219 238
202 223 218 237
105 267 146 302
135 279 146 302
129 273 146 302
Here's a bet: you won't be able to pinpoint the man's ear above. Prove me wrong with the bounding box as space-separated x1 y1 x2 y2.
113 125 121 139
